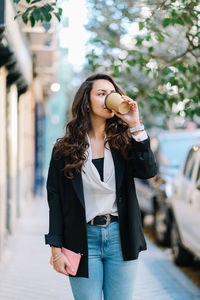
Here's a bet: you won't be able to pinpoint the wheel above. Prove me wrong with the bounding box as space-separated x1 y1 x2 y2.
170 220 194 266
154 205 170 246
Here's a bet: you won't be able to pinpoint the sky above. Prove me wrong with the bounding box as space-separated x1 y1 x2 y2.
59 0 91 71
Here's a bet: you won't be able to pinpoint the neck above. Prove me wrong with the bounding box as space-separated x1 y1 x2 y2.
88 114 106 140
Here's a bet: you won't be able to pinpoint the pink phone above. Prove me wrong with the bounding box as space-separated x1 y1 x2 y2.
50 247 82 276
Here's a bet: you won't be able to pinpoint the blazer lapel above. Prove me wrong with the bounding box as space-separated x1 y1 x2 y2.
72 171 85 209
71 146 125 210
110 147 125 195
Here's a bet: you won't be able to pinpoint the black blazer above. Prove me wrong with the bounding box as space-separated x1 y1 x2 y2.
44 136 157 278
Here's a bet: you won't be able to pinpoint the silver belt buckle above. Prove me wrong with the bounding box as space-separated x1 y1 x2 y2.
99 214 111 228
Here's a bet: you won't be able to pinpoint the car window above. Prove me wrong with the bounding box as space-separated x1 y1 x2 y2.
183 149 198 180
183 149 193 175
159 136 199 169
195 151 200 182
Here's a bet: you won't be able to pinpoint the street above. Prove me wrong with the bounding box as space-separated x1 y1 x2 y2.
0 196 200 300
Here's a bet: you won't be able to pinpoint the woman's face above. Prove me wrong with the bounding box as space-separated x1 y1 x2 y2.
89 79 116 119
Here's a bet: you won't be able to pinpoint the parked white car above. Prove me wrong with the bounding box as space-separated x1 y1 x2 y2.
135 129 200 245
169 141 200 265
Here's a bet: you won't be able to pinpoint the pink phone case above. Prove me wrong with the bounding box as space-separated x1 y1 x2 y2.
50 247 82 276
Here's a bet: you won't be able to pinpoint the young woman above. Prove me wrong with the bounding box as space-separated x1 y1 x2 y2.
44 73 157 300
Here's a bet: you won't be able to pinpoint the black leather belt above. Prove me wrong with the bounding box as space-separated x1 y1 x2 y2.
88 214 118 228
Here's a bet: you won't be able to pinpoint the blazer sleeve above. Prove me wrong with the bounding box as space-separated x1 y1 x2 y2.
44 147 64 248
128 135 158 179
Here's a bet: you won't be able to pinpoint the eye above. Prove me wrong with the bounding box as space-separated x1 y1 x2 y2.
98 92 105 96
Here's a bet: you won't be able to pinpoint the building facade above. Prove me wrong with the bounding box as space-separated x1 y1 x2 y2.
0 0 59 259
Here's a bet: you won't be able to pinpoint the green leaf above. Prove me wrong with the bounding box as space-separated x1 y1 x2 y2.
175 64 187 73
180 93 184 100
146 69 151 75
46 13 52 22
14 12 23 20
138 55 147 64
181 13 193 25
30 14 35 27
127 60 136 66
129 50 137 55
54 12 61 22
136 38 144 46
32 9 40 21
44 3 54 12
31 0 42 4
40 7 52 22
145 34 151 41
111 65 120 77
174 17 184 25
171 9 178 17
93 39 102 43
126 67 131 74
148 46 154 53
108 40 116 47
26 0 31 3
139 22 144 30
22 13 28 24
58 8 63 16
162 18 171 27
156 33 165 42
21 5 36 16
191 66 197 73
13 0 20 3
191 81 197 90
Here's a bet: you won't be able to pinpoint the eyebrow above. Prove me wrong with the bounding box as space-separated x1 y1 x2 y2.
97 89 115 92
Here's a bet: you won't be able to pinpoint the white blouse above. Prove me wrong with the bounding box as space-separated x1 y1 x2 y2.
81 130 148 222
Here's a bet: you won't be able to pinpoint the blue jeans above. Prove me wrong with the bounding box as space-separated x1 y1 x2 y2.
69 221 139 300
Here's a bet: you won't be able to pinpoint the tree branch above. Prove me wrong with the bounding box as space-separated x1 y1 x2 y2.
151 47 189 63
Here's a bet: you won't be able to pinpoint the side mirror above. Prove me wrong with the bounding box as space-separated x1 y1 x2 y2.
196 179 200 190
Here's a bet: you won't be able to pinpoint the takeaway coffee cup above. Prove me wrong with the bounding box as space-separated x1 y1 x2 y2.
105 92 130 114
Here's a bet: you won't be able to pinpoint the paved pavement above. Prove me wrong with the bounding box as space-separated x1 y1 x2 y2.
0 196 200 300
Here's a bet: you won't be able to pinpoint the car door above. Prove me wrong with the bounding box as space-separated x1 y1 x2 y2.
172 146 200 253
185 149 200 255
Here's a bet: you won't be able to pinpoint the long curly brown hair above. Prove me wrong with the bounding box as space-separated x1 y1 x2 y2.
54 73 134 179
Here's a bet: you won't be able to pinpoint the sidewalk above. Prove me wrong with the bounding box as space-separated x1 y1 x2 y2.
0 196 200 300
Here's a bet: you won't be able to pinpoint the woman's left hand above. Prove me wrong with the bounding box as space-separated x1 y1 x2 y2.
112 95 141 127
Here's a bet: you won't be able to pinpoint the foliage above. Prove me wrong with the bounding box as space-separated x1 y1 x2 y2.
13 0 62 26
85 0 200 124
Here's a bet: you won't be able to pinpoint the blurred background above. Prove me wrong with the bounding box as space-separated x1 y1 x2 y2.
0 0 90 258
0 0 200 298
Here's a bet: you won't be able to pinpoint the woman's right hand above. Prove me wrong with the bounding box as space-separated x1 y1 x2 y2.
53 254 75 276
